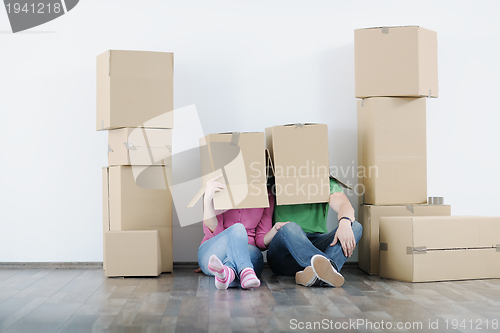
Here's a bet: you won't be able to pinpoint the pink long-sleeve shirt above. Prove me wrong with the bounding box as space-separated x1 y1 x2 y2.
201 191 274 251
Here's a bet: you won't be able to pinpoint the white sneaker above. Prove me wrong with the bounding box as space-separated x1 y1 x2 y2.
311 254 344 287
295 266 317 286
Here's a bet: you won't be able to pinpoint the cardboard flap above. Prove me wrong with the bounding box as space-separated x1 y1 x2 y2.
266 149 274 178
329 175 353 190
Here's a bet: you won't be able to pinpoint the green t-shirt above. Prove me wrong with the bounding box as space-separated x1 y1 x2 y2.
273 178 343 234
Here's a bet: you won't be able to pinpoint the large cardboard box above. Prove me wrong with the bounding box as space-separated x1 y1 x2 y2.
266 124 330 205
354 26 438 98
104 230 162 277
188 132 269 210
108 128 172 166
102 165 173 272
96 50 174 130
357 97 427 205
358 204 451 275
379 216 500 282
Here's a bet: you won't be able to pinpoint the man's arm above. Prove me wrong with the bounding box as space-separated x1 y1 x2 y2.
329 192 356 258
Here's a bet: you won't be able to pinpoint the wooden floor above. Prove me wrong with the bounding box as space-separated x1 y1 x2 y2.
0 265 499 333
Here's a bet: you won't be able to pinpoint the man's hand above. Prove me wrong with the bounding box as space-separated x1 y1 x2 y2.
330 220 356 257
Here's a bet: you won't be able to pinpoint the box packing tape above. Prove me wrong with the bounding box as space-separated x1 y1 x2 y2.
428 197 444 205
407 246 427 254
123 142 137 151
230 132 240 146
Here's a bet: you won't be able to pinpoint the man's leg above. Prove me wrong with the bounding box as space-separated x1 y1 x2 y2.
267 222 325 277
309 221 363 271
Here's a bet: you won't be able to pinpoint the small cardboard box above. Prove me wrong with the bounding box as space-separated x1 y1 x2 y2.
103 165 173 272
266 124 330 205
379 216 500 282
97 50 174 130
104 230 162 277
358 204 451 275
357 97 427 205
108 128 172 166
355 26 438 98
188 132 269 210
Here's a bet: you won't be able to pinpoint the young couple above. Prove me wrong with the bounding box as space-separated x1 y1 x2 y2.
197 175 363 289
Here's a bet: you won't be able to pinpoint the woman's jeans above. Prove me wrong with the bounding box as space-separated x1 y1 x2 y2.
267 221 363 276
198 224 264 286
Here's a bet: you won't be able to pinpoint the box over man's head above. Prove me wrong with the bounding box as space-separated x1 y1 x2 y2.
266 123 331 205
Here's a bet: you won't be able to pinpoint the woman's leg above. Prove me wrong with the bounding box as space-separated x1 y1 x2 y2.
197 223 259 288
198 230 235 276
223 223 254 274
247 245 264 277
197 227 238 289
224 224 260 288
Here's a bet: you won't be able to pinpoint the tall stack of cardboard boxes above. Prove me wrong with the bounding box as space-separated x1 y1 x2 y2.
355 26 500 282
97 50 174 277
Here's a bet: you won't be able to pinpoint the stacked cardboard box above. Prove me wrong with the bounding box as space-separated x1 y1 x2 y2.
354 26 447 277
379 216 500 282
97 50 174 277
356 27 499 282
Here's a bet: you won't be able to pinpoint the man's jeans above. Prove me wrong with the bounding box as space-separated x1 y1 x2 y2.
198 223 264 287
267 221 363 276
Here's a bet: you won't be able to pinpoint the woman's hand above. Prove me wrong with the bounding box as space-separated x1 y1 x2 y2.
274 222 289 231
204 175 226 204
263 222 289 247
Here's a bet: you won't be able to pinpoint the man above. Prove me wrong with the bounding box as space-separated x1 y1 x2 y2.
266 177 362 287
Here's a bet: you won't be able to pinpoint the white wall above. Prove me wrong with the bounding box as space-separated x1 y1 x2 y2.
1 0 499 262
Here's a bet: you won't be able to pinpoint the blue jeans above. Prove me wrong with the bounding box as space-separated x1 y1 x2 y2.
267 221 363 276
198 223 264 286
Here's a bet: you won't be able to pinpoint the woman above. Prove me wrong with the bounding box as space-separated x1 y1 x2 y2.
197 175 285 289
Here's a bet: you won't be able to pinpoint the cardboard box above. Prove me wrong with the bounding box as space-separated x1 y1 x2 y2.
358 204 451 275
103 165 173 272
103 168 110 271
108 128 172 166
104 230 162 277
379 216 500 282
266 124 330 205
357 97 427 205
188 132 269 210
96 50 174 130
354 26 438 98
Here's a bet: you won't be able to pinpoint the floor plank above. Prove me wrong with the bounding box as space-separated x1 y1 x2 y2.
0 267 497 332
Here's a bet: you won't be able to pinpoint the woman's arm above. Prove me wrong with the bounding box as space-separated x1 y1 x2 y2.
254 192 274 250
263 222 288 247
255 192 284 249
203 175 226 233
